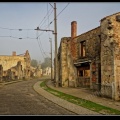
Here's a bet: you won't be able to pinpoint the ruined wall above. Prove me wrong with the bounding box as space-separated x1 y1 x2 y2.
0 50 32 81
35 65 42 78
76 27 101 89
76 27 100 60
59 37 69 87
0 65 3 81
34 69 42 78
67 39 77 87
0 56 26 71
113 14 120 100
58 37 78 87
24 50 31 79
1 60 23 80
16 61 23 79
24 50 31 68
101 12 120 100
58 27 101 88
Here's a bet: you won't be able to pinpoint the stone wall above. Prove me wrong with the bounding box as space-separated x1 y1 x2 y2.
57 12 120 100
0 56 26 71
58 37 78 87
7 61 22 80
76 27 100 60
75 27 101 89
100 12 120 100
0 50 31 81
59 37 69 87
67 39 77 87
58 26 101 88
0 65 3 81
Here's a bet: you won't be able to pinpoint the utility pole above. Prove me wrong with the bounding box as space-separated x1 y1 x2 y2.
35 2 58 87
49 38 53 81
54 2 58 87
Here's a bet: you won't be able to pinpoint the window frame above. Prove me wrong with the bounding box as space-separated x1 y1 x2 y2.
79 40 86 58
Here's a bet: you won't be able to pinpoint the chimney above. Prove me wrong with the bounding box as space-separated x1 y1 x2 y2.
12 51 16 56
71 21 77 39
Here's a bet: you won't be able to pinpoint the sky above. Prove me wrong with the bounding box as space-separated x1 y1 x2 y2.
0 2 120 63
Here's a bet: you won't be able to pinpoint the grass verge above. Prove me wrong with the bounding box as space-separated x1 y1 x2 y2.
40 80 120 115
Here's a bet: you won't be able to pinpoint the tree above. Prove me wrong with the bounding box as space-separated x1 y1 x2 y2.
31 59 38 67
41 57 51 69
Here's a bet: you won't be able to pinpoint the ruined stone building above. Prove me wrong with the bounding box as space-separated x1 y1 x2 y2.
57 12 120 101
30 64 42 78
0 50 34 81
43 67 53 76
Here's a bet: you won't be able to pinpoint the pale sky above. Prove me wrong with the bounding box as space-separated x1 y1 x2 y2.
0 2 120 63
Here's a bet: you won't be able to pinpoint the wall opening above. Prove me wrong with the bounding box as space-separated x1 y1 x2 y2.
80 41 86 57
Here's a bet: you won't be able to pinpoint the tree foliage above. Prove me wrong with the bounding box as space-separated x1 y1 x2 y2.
31 59 38 67
41 57 51 69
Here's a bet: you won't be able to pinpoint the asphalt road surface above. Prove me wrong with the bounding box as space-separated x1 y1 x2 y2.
0 79 75 115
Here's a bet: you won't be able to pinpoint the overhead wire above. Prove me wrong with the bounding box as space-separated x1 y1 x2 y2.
0 27 34 31
39 37 50 58
57 3 70 17
37 2 70 38
37 4 51 59
39 3 51 58
0 3 70 39
38 7 53 27
39 8 54 29
0 35 37 39
0 3 70 61
36 31 45 59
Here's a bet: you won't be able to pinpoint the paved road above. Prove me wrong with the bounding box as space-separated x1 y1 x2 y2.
0 79 75 115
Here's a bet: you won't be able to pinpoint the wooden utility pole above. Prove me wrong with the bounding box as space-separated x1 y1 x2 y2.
35 2 58 87
54 3 58 87
49 38 53 81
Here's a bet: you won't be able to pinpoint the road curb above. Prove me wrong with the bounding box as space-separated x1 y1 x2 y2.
33 81 100 115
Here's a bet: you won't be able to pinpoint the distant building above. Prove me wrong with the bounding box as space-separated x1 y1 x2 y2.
43 67 52 76
0 50 32 81
31 64 42 78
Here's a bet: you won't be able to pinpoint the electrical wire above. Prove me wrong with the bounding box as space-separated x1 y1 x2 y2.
0 27 34 31
46 3 70 28
38 7 53 27
37 2 70 38
39 9 54 29
0 35 37 39
36 31 50 62
38 34 50 58
36 32 45 59
57 3 70 17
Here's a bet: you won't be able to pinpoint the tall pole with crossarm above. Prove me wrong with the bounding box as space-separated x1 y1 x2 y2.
35 2 58 87
54 3 58 87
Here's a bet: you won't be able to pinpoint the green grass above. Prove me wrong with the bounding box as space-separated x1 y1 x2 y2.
40 80 120 115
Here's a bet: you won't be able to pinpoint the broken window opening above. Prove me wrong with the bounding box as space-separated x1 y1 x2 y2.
80 41 86 57
77 63 90 77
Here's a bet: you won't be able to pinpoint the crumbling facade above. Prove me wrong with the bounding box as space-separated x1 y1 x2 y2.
0 50 34 81
43 67 53 76
30 64 42 78
57 12 120 100
0 65 3 81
